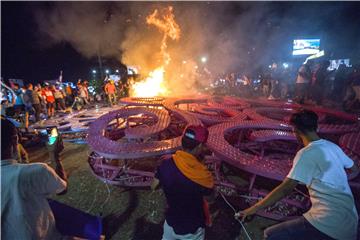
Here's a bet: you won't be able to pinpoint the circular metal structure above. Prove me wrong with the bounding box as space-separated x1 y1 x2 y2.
87 100 202 187
189 105 247 125
119 97 165 106
82 96 360 220
243 105 360 135
207 120 293 181
208 96 251 110
206 119 359 182
31 106 118 131
87 107 182 159
163 96 249 125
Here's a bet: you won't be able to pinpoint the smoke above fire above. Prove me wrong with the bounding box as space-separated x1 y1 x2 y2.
34 2 350 96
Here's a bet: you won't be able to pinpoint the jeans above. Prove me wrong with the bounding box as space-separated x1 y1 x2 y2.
295 83 309 104
264 216 334 240
32 104 41 122
269 80 277 97
107 94 116 107
55 98 66 110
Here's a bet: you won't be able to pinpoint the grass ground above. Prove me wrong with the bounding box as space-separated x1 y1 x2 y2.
28 142 278 240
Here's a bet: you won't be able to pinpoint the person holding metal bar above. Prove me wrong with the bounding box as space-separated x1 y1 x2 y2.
236 109 359 240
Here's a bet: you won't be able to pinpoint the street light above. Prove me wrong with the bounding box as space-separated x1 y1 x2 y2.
105 69 110 74
201 56 207 63
115 69 119 73
92 70 97 74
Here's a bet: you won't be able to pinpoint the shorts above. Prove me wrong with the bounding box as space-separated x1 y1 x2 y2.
47 102 55 108
25 105 33 113
162 220 205 240
13 105 24 115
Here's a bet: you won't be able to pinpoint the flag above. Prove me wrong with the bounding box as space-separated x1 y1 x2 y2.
59 70 63 83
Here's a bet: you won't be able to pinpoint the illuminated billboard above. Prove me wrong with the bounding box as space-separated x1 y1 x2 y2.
328 59 351 71
293 39 320 56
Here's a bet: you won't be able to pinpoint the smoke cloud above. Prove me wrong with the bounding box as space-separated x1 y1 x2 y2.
34 2 358 96
35 2 128 59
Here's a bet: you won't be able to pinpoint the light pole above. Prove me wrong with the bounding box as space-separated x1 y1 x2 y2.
201 56 207 63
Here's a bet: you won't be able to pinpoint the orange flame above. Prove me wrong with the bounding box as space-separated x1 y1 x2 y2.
130 67 168 97
130 6 180 97
146 6 180 65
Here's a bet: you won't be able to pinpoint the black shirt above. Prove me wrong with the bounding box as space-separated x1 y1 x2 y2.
155 158 212 235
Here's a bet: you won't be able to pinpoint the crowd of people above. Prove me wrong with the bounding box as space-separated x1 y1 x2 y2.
293 61 360 109
0 78 127 131
212 61 360 112
3 60 360 132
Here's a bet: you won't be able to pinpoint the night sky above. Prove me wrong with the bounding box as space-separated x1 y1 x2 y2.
2 1 360 84
1 2 91 84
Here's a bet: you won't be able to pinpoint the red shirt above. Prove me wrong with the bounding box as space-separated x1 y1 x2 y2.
42 89 55 103
105 83 116 94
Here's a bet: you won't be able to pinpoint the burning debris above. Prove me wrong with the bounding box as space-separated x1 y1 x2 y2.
131 67 168 97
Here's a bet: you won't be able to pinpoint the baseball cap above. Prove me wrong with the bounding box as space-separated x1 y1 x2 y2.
183 125 209 144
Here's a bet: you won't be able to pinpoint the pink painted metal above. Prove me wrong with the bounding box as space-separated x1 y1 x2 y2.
207 119 359 180
87 99 202 187
87 108 183 159
247 188 310 221
190 105 248 125
243 106 359 135
85 96 359 220
124 108 171 139
339 132 360 156
206 120 293 181
339 132 360 184
208 96 251 110
88 152 155 187
249 130 296 142
163 96 248 125
119 97 165 106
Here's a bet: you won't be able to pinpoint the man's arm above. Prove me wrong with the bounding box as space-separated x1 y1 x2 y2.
17 143 29 163
347 163 360 179
48 151 67 182
10 92 16 105
26 136 67 196
46 136 68 194
236 178 298 221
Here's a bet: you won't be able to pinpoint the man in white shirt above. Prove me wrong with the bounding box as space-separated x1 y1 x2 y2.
236 109 359 240
1 118 68 240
